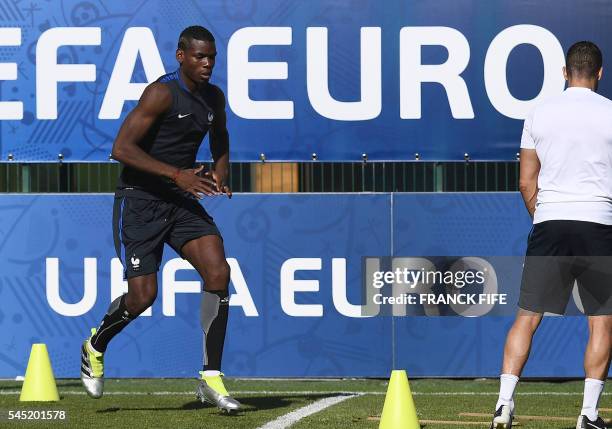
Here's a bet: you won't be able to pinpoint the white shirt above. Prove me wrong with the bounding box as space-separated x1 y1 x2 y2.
521 87 612 225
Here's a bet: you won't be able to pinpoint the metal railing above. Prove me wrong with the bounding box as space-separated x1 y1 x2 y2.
0 161 519 193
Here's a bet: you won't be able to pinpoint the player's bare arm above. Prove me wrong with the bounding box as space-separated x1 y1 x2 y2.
518 148 540 218
111 83 219 198
210 90 232 198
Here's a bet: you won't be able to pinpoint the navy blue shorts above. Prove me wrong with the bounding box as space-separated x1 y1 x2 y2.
113 196 221 279
519 220 612 315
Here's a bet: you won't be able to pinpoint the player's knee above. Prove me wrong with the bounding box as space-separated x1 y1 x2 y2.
589 315 612 340
140 287 157 308
127 286 157 315
510 316 540 337
205 261 230 291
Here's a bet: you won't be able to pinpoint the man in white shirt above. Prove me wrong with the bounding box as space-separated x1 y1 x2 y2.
491 41 612 429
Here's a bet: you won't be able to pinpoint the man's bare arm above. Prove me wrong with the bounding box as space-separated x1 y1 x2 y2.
111 83 177 179
519 148 540 218
209 89 231 197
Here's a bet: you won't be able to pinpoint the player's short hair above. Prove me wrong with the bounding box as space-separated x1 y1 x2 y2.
566 41 602 79
178 26 215 51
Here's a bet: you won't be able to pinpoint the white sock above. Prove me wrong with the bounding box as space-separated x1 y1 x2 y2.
495 373 519 412
202 370 220 377
581 378 604 421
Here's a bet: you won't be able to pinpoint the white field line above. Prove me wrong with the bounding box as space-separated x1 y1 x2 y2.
256 394 361 429
0 390 609 396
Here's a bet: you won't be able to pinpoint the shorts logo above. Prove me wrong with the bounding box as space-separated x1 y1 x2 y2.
131 256 140 271
178 113 192 119
207 111 214 124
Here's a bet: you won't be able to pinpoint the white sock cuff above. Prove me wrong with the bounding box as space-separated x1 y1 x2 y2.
202 370 221 377
501 373 519 382
585 378 605 386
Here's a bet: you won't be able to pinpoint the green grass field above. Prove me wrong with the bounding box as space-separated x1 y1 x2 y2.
0 378 610 428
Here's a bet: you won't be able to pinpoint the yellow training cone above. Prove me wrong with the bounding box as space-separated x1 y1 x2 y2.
19 344 59 402
379 370 420 429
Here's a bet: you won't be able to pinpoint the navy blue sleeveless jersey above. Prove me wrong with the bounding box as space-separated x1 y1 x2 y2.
115 70 228 200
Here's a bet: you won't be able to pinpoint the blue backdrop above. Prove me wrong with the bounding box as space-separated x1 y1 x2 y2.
0 193 600 378
1 0 611 161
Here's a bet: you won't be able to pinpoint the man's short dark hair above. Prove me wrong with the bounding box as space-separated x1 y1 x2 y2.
178 26 215 51
566 41 602 79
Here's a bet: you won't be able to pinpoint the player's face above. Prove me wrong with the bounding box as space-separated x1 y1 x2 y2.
178 39 216 84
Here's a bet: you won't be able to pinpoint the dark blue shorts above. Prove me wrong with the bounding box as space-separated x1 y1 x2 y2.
112 196 221 279
519 220 612 315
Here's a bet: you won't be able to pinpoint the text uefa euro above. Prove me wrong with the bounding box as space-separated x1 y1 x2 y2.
1 24 563 121
45 257 504 318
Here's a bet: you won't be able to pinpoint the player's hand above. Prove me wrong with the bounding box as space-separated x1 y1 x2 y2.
173 165 220 199
211 170 232 199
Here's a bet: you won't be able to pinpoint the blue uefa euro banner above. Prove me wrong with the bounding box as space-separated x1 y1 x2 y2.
0 193 599 378
0 0 612 161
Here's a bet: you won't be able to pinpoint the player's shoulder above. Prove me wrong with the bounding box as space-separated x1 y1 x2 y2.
143 71 178 96
539 90 568 107
563 89 612 118
528 91 572 117
589 90 612 110
148 71 179 95
137 80 173 112
142 81 172 99
156 70 180 85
